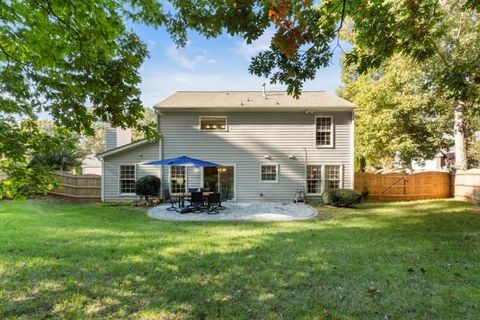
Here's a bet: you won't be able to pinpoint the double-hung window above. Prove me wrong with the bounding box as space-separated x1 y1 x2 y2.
306 164 343 194
315 116 334 147
170 166 186 193
260 165 278 183
200 116 227 131
325 165 341 189
306 165 322 194
119 165 136 194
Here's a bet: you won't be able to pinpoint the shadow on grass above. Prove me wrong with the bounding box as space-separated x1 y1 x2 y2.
0 199 479 319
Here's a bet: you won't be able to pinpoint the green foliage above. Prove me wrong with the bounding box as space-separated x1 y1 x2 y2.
30 128 81 172
340 54 452 168
322 189 363 207
0 120 61 199
2 0 479 194
135 175 161 201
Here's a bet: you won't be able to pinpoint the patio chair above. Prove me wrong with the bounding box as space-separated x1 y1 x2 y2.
163 189 178 211
207 193 221 214
189 192 205 212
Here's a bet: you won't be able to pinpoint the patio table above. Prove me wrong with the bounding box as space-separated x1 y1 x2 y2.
172 192 214 208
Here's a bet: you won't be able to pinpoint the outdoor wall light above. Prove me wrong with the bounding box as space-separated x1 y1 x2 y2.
138 153 143 157
288 154 296 160
264 155 271 159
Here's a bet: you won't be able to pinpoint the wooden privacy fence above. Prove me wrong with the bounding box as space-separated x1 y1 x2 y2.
49 171 101 201
354 172 451 201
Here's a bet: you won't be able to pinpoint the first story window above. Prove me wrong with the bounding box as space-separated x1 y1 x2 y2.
315 116 334 147
200 116 227 131
306 164 343 194
170 166 186 193
306 165 322 194
261 165 278 183
120 165 136 194
325 165 341 189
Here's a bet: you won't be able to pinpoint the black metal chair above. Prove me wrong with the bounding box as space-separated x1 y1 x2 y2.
163 189 178 211
207 193 221 214
189 192 205 212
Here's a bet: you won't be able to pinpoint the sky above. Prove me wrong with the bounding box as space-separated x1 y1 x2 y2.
132 24 348 108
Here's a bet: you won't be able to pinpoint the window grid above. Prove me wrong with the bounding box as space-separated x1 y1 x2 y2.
316 116 333 147
200 117 227 131
261 165 277 182
325 165 341 189
120 165 136 194
170 166 186 193
306 165 322 194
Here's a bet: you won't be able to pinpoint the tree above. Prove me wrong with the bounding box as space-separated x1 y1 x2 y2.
340 54 452 169
420 1 480 170
2 0 479 195
31 128 81 172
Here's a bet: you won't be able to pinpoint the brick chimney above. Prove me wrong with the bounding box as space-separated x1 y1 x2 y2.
104 123 132 151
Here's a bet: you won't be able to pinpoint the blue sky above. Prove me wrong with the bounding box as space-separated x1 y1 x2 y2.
133 24 347 108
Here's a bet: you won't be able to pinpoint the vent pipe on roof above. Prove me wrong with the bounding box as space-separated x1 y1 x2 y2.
261 82 267 99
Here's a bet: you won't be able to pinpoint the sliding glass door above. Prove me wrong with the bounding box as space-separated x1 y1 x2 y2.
203 165 235 200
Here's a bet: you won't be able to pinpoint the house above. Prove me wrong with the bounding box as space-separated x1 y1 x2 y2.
80 155 102 175
97 91 356 202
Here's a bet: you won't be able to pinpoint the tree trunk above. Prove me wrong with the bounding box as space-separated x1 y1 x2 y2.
454 100 467 170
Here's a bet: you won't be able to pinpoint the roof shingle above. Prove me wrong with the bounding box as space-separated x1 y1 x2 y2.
154 91 355 109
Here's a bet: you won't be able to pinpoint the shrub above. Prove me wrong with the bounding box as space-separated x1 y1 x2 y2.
322 189 363 207
135 175 161 202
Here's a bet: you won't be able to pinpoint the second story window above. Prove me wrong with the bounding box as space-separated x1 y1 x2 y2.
200 116 227 131
315 116 334 147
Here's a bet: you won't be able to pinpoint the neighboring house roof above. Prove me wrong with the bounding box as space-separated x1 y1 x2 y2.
97 139 152 159
154 91 355 111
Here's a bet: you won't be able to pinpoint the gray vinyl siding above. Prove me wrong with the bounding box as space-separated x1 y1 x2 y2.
159 111 353 201
102 142 160 202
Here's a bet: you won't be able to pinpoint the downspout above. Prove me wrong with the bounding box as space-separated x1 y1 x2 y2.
303 147 307 193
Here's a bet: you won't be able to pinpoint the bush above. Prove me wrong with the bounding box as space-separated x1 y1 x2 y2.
322 189 363 207
135 175 161 202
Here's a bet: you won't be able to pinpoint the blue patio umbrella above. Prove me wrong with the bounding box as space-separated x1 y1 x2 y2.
144 155 220 167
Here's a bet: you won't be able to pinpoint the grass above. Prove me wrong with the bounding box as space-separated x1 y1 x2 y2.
0 198 479 319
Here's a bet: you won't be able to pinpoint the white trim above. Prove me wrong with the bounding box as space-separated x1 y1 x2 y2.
305 164 323 196
118 164 137 196
305 163 344 195
97 139 151 158
199 116 228 131
324 164 343 190
314 115 335 148
260 164 279 183
101 159 105 202
169 165 188 194
350 111 355 189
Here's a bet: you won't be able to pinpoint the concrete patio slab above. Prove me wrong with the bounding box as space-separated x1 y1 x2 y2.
147 202 318 222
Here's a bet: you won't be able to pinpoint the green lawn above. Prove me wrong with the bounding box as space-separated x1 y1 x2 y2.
0 199 479 319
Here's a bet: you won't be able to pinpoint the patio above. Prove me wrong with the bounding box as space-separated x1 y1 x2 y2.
147 201 318 222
